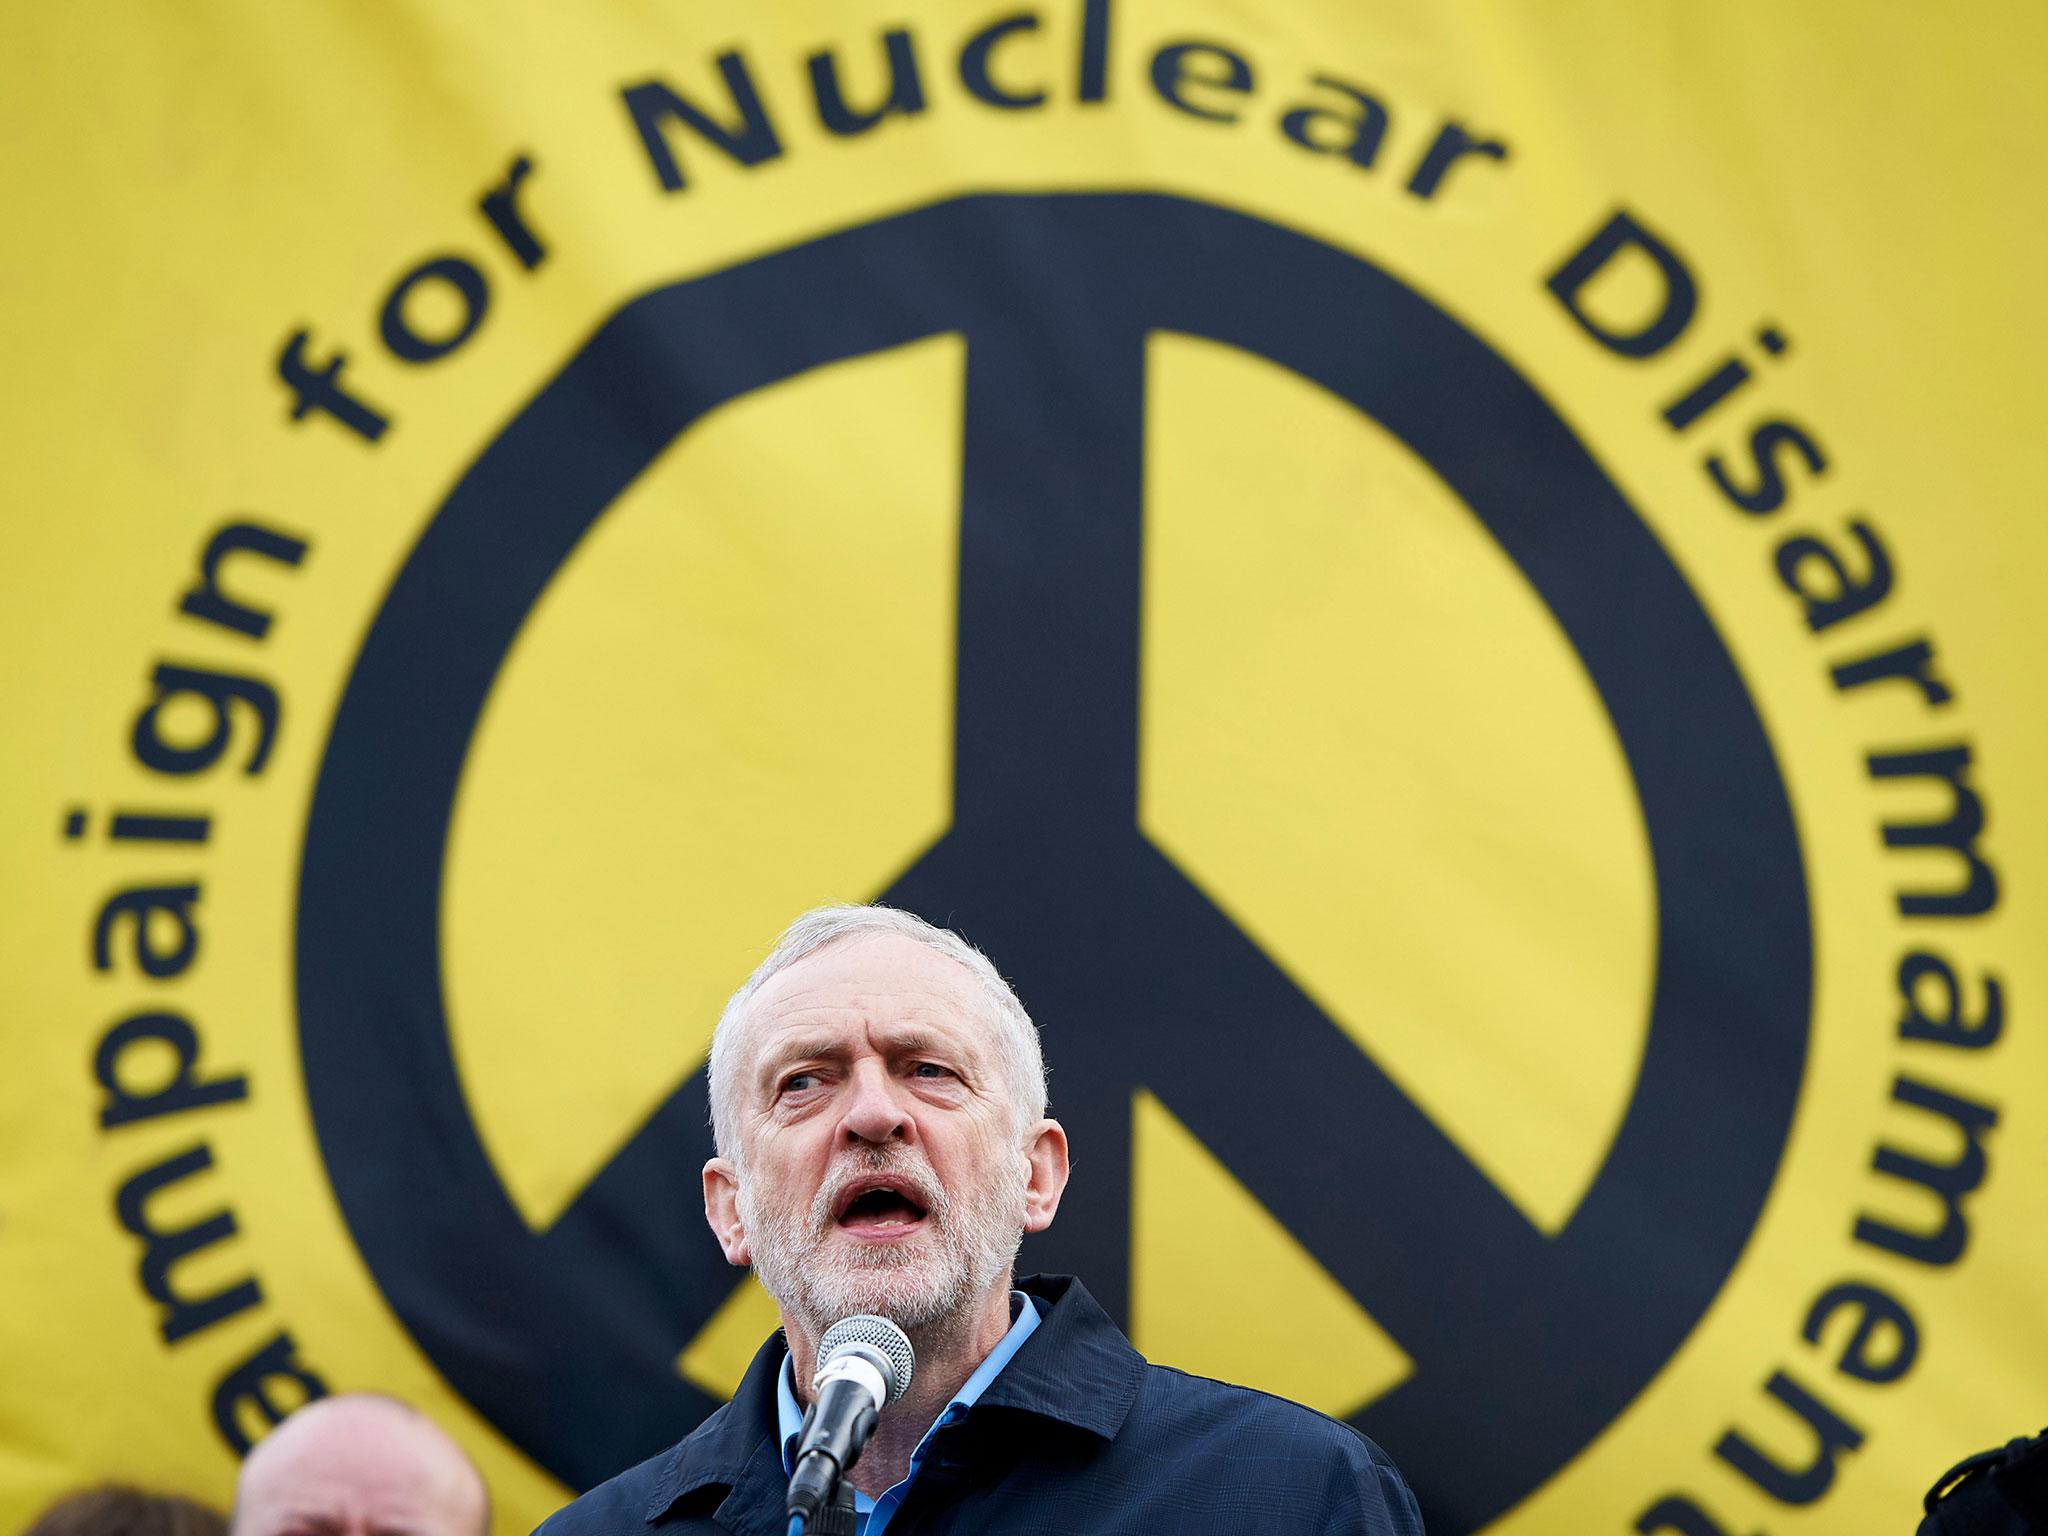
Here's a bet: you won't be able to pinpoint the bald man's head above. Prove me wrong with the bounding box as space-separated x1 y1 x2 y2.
231 1395 489 1536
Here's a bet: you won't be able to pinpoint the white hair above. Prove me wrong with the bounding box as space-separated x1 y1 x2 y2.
707 904 1048 1161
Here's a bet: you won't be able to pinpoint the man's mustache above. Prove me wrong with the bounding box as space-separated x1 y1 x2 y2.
808 1149 948 1232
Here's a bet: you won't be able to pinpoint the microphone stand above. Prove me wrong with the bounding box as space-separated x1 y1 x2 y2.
806 1480 859 1536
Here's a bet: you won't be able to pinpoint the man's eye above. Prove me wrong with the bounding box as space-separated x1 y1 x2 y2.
781 1072 819 1094
911 1062 952 1079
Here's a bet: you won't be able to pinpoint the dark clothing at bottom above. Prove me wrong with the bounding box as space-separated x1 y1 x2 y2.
535 1273 1425 1536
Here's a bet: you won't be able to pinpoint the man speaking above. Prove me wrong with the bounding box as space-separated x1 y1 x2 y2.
537 905 1423 1535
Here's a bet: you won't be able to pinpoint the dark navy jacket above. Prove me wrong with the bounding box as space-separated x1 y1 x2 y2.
535 1274 1424 1536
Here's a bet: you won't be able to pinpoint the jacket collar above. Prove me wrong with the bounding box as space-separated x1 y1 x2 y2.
641 1274 1142 1528
972 1274 1143 1441
643 1327 792 1534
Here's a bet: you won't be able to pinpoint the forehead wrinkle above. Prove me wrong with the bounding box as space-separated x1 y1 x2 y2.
753 933 984 1012
752 966 982 1029
761 977 974 1018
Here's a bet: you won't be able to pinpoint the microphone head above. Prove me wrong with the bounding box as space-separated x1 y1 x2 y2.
817 1314 916 1404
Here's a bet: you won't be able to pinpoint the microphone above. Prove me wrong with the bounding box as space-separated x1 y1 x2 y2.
786 1315 916 1533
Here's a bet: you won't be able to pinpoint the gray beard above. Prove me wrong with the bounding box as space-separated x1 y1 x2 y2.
738 1144 1026 1339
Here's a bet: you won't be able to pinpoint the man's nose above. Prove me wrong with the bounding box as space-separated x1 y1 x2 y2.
839 1062 914 1146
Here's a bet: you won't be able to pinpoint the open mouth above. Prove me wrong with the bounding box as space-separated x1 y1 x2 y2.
834 1178 930 1235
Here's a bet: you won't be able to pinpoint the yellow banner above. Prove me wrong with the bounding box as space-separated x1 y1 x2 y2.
3 5 2043 1533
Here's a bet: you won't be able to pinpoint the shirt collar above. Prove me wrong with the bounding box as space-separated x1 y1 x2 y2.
643 1275 1141 1527
775 1289 1042 1479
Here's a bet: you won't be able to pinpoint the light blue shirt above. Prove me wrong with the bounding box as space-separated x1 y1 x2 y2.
777 1293 1043 1534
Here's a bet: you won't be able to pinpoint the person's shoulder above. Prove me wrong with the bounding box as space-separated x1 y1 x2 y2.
1133 1359 1395 1467
1130 1361 1425 1531
530 1441 680 1536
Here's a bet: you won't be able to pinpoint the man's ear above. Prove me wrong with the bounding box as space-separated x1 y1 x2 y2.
1020 1119 1070 1233
702 1157 750 1266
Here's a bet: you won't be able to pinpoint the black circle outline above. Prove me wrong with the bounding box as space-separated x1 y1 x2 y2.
295 192 1809 1532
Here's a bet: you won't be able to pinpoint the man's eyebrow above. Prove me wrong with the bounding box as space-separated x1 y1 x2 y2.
882 1026 992 1074
751 1026 972 1083
754 1034 847 1080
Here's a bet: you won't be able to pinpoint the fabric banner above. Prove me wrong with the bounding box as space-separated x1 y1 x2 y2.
3 5 2043 1533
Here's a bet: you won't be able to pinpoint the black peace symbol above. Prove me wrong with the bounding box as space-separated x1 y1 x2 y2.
295 192 1809 1535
